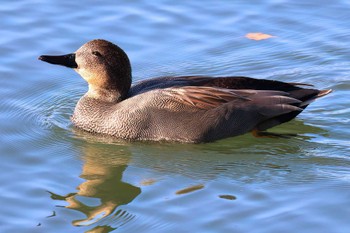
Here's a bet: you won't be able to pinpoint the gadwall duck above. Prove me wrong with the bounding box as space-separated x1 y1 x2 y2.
39 39 331 143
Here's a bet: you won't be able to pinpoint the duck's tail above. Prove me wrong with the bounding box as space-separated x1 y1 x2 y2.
255 88 332 132
300 89 332 107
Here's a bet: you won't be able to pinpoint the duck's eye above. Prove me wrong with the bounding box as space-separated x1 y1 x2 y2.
92 51 102 57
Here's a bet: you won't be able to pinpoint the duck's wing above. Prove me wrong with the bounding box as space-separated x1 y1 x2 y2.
159 86 251 110
129 76 331 131
198 76 331 130
129 75 326 101
196 76 331 102
129 86 302 114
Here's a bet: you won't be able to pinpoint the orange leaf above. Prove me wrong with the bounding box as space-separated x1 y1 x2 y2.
245 32 274 41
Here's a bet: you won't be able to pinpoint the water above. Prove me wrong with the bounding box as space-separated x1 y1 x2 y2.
1 0 350 232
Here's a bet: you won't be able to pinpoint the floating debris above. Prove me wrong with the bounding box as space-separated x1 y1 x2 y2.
176 184 204 195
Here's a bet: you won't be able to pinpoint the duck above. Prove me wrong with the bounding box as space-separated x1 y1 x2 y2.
38 39 331 143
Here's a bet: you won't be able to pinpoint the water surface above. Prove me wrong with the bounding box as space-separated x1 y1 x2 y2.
1 0 350 232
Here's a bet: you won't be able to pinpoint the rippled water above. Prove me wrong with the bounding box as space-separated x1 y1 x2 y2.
1 0 350 232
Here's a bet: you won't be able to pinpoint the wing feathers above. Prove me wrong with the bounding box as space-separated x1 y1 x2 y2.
160 86 302 116
162 86 250 109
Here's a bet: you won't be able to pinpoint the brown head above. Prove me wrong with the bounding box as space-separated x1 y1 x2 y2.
39 39 132 102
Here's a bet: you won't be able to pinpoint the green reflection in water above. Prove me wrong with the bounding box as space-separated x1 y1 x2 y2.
49 142 141 232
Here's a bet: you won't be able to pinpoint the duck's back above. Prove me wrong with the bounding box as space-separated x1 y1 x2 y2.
130 76 320 99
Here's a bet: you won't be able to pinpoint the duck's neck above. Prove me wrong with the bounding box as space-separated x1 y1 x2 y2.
87 83 130 103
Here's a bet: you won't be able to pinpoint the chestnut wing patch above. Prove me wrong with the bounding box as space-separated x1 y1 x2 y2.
161 86 249 109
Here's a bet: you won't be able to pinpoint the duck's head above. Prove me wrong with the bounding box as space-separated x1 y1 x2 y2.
39 39 132 102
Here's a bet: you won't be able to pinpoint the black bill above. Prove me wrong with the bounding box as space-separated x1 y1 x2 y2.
38 53 78 68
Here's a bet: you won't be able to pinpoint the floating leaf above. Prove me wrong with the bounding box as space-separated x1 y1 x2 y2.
245 32 274 40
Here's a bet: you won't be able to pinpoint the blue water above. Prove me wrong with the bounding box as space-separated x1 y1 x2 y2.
1 0 350 232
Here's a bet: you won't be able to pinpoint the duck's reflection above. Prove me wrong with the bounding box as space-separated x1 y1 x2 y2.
48 119 327 232
49 142 141 232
